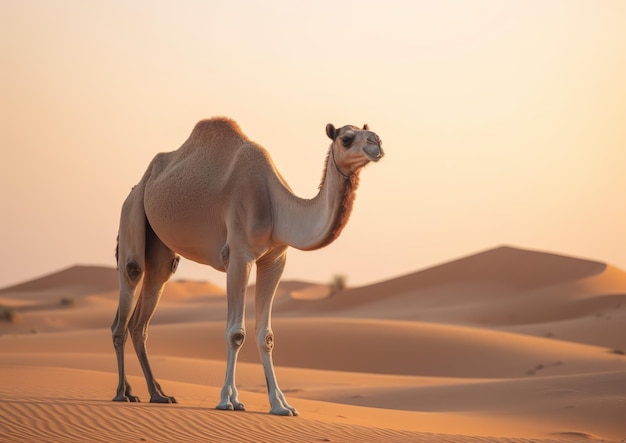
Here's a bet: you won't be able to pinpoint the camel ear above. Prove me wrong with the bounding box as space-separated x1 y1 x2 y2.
326 124 337 140
363 123 369 130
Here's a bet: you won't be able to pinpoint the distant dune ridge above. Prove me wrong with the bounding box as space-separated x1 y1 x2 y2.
0 264 119 294
1 246 625 442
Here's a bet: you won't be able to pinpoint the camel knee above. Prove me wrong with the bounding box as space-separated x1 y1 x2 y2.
227 328 246 350
257 330 274 353
125 261 143 284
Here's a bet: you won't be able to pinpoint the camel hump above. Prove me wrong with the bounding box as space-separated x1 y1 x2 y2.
185 117 249 147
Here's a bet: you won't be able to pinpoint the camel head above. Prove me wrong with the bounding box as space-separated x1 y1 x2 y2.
325 123 384 176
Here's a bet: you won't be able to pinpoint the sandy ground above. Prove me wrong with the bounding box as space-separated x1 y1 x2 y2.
1 246 625 442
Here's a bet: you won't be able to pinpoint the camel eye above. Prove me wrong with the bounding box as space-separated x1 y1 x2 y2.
341 134 355 147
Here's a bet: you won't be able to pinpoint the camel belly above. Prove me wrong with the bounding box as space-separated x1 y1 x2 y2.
143 171 228 271
149 213 227 271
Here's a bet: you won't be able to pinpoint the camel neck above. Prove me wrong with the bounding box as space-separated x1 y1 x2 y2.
330 140 352 180
271 146 359 251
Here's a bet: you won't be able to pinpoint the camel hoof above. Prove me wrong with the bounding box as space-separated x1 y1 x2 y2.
270 405 297 416
216 401 245 411
150 395 177 404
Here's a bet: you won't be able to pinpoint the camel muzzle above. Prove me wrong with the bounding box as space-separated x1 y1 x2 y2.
364 144 384 162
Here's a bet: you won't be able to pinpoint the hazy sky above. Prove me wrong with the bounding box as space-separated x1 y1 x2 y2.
1 0 625 289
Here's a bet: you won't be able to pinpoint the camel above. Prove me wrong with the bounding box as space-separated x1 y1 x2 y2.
111 117 384 416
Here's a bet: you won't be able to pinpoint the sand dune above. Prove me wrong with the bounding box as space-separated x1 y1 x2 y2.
1 246 625 442
0 265 119 294
3 317 622 377
277 247 626 350
277 246 621 318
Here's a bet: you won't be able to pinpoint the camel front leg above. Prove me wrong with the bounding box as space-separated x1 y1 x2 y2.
255 248 298 416
216 254 253 412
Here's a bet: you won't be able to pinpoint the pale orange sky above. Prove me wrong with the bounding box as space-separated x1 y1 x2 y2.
1 0 625 288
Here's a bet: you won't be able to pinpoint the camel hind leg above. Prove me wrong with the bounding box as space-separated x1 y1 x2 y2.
128 223 179 403
112 184 147 402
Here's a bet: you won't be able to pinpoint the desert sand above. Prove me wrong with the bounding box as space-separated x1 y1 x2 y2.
1 246 625 442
